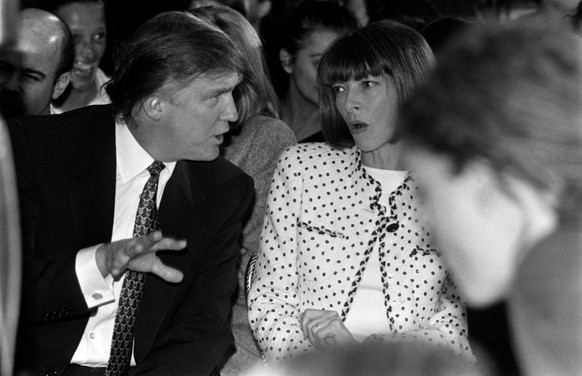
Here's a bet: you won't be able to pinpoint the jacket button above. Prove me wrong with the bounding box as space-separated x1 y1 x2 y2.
45 369 58 376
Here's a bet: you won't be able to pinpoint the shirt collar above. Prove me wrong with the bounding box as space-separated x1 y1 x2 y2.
115 117 176 184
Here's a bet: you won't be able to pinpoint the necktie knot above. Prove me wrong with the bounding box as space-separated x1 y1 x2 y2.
147 160 165 177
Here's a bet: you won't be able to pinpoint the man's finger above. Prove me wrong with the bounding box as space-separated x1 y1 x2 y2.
151 237 187 252
151 258 184 283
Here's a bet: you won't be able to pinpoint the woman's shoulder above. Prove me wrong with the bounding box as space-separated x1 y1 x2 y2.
277 143 357 171
242 114 296 143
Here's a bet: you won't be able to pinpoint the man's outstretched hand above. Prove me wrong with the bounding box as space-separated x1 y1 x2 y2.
95 231 187 283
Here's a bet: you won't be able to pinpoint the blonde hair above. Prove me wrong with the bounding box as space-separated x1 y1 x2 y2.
189 5 279 126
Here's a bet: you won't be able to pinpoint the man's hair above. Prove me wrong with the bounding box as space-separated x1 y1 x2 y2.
189 5 279 126
318 19 434 149
105 11 243 121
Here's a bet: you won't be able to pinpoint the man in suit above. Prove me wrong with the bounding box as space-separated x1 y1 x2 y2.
10 11 254 376
0 8 73 118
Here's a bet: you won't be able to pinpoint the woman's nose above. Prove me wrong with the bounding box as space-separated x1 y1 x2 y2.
343 89 362 114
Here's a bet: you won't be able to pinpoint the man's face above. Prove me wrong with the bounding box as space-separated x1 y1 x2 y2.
0 28 62 118
153 72 240 162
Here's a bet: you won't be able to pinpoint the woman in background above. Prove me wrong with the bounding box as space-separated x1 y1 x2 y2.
249 20 472 362
45 0 110 113
278 0 357 142
401 20 582 375
188 6 296 375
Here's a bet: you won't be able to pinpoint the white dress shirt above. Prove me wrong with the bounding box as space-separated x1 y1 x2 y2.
71 119 176 366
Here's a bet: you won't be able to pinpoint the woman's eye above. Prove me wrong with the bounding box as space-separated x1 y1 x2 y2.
331 85 345 94
363 80 376 88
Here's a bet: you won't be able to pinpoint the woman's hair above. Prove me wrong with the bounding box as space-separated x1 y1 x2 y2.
318 20 434 149
366 0 440 31
105 11 242 122
399 20 582 219
188 5 279 125
282 0 357 57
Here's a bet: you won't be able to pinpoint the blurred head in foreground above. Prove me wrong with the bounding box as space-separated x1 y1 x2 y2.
400 20 582 307
245 341 487 376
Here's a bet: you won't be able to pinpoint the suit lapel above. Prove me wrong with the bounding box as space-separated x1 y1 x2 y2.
68 116 117 249
135 161 209 360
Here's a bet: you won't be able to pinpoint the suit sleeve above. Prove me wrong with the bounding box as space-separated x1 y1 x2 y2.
135 173 255 376
8 119 90 325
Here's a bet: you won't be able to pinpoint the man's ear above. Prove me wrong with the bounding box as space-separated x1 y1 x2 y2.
52 72 70 100
280 48 293 74
142 95 164 121
464 159 507 211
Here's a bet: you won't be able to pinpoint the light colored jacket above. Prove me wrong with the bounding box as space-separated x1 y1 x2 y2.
248 142 472 361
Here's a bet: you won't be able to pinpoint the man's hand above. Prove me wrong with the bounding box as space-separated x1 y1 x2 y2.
300 309 357 349
95 230 187 283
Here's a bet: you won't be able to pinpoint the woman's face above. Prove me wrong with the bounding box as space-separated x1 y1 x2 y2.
55 2 106 92
403 148 526 307
333 74 398 155
287 29 338 106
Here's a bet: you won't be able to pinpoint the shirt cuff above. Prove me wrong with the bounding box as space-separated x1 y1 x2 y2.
76 245 115 309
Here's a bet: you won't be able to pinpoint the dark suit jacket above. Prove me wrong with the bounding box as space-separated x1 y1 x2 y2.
9 105 254 376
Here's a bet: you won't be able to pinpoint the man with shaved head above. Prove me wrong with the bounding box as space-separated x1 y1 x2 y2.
0 8 74 118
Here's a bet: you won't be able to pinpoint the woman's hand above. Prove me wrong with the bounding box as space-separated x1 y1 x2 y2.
300 309 357 349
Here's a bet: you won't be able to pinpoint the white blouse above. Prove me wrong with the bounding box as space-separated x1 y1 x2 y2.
344 167 408 341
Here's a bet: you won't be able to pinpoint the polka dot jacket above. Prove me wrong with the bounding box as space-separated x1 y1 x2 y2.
248 143 473 362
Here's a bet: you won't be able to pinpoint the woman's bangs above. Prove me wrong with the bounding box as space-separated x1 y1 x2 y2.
320 36 386 85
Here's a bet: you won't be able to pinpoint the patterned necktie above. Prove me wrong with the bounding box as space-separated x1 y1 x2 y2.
105 161 165 376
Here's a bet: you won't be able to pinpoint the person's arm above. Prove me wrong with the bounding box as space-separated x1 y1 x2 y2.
135 174 255 375
10 120 92 324
234 117 297 257
248 148 314 361
10 119 188 325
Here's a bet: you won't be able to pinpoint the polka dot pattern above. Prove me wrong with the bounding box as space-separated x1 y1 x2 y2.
248 143 473 362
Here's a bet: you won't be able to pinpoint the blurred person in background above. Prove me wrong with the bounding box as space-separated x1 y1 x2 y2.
278 0 357 142
0 8 72 118
43 0 110 113
366 0 440 31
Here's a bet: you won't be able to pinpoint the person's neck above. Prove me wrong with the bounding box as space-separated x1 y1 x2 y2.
280 84 321 141
59 81 99 113
361 142 404 170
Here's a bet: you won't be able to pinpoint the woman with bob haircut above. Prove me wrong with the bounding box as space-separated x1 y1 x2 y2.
401 20 582 375
277 0 357 142
248 20 473 362
188 5 296 375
